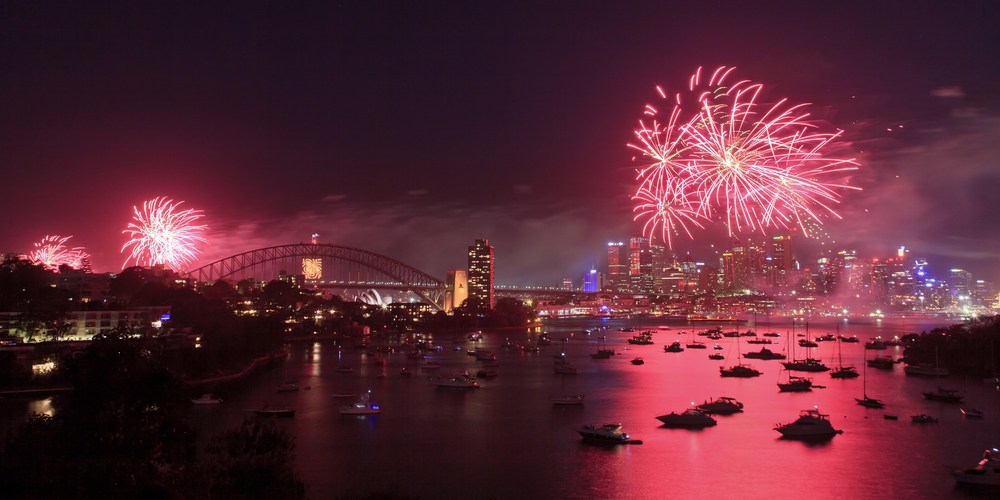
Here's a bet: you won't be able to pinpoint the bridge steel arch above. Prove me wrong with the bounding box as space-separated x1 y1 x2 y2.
186 244 447 310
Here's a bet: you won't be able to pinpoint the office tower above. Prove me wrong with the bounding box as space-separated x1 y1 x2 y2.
467 239 495 310
606 242 626 291
583 269 599 293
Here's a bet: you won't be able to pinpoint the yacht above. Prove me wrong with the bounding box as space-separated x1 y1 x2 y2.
952 448 1000 486
685 341 708 349
782 358 830 372
839 335 860 343
631 357 645 365
961 407 985 418
922 386 963 403
251 407 295 418
746 338 773 345
911 414 938 423
774 408 842 439
663 342 684 353
577 423 642 445
865 339 888 350
867 356 896 369
708 353 725 360
695 396 744 415
340 392 381 415
777 375 813 392
798 339 818 348
830 366 860 379
719 364 762 378
744 347 786 360
856 396 885 408
656 408 717 429
762 332 781 338
434 376 480 389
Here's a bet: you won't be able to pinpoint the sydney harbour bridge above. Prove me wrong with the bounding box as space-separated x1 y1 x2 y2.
185 243 580 311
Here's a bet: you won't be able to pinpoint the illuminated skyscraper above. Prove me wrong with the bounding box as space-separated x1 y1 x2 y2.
467 239 495 310
606 242 626 291
629 235 653 294
769 235 794 287
583 269 599 293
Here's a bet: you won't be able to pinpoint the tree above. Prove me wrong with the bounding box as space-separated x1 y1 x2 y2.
202 417 305 499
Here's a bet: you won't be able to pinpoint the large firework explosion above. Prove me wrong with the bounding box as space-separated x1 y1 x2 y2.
629 66 860 248
29 235 91 271
121 197 208 270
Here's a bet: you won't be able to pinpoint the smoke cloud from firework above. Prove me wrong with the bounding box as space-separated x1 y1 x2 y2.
630 66 860 248
121 197 208 271
29 235 91 271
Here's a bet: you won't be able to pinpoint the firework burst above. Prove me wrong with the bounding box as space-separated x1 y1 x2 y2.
29 235 91 271
121 197 208 270
629 66 860 247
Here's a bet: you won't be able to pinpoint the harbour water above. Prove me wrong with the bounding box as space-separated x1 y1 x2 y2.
5 317 1000 499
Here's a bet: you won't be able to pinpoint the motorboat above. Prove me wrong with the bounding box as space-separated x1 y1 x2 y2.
191 393 223 404
746 338 773 345
631 357 645 365
922 386 963 403
695 396 744 415
782 358 830 372
778 375 813 392
797 339 818 348
719 364 762 378
911 414 938 423
551 394 585 406
774 408 842 439
628 334 654 345
591 349 615 359
884 415 899 420
713 344 724 350
744 347 786 360
708 353 725 360
867 356 896 369
865 339 888 350
762 332 781 338
434 376 480 389
467 331 484 341
656 408 717 429
952 448 1000 486
340 391 380 415
663 342 683 353
577 423 642 445
839 335 860 343
815 334 836 342
686 341 707 349
961 407 985 418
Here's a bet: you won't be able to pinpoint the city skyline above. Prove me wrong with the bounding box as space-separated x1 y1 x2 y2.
3 2 1000 284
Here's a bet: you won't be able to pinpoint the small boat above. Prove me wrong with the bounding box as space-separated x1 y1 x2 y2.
551 394 585 405
782 358 830 372
774 408 842 439
631 357 645 365
883 415 898 420
911 414 938 423
336 366 355 373
720 364 761 378
762 332 781 338
961 408 985 418
778 375 813 392
708 353 725 360
798 339 818 348
434 376 480 389
577 423 642 445
840 335 859 343
340 391 380 415
695 396 744 415
815 334 836 342
867 356 896 369
746 338 773 345
277 382 299 392
663 342 683 353
922 386 963 403
656 408 717 429
399 367 412 376
856 396 885 409
191 393 223 404
865 340 888 350
952 448 1000 486
591 349 615 359
251 407 295 418
713 344 724 350
744 347 786 360
686 341 707 349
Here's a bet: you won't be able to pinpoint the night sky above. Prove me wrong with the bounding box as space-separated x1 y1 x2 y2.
3 1 999 285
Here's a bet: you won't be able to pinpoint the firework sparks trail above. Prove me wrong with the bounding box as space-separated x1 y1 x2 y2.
629 66 860 247
29 235 91 271
121 197 208 270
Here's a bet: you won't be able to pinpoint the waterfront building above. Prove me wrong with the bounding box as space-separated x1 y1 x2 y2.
468 239 495 310
583 269 599 293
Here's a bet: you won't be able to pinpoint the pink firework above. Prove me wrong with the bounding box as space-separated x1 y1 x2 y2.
629 66 859 247
121 197 208 270
29 235 91 271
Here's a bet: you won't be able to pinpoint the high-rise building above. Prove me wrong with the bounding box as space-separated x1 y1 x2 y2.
467 239 495 310
629 235 654 294
606 242 626 291
445 270 468 312
769 235 794 287
583 269 599 293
